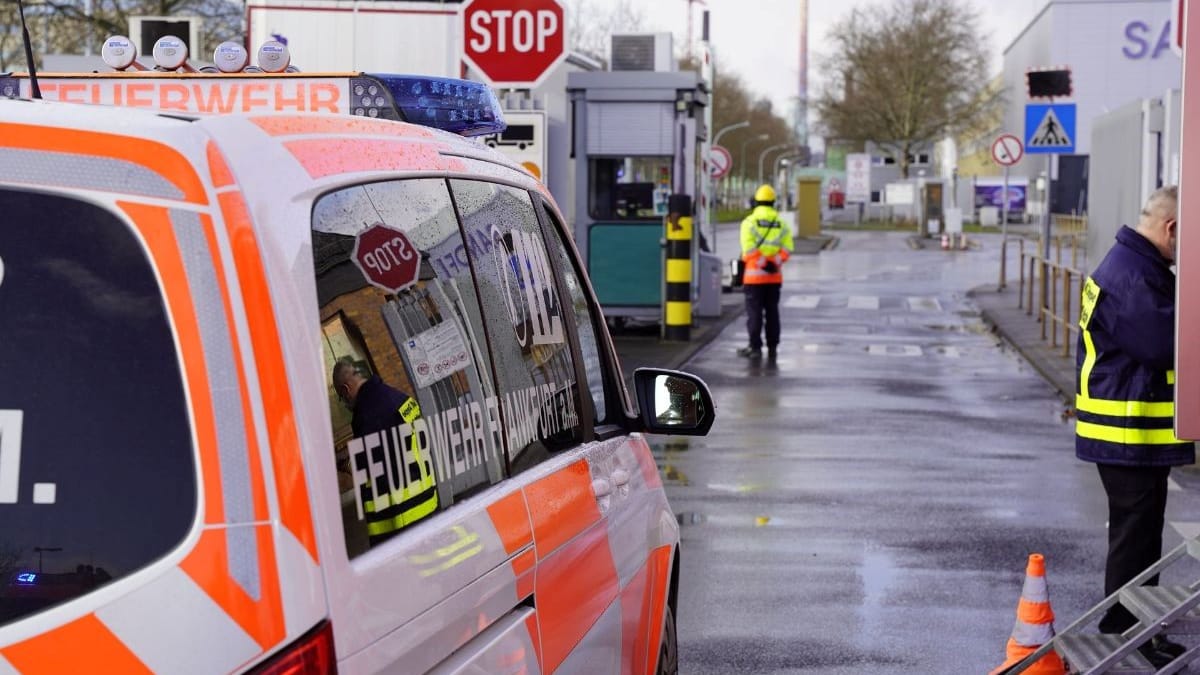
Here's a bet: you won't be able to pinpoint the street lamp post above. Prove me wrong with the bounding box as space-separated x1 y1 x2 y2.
708 121 751 251
33 546 62 573
739 133 769 204
758 143 795 188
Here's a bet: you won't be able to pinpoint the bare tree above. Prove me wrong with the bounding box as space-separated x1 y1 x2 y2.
814 0 999 178
0 0 241 63
565 0 644 64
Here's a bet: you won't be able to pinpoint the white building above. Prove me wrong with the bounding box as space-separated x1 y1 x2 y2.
1000 0 1181 213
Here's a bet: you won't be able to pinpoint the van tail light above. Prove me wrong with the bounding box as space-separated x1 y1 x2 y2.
249 620 336 675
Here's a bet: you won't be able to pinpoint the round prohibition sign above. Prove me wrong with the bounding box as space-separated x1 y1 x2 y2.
991 134 1024 167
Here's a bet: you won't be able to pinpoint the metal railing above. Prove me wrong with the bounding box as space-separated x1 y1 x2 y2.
1013 225 1087 359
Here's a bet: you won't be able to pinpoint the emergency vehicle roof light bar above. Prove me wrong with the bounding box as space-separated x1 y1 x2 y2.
366 74 505 138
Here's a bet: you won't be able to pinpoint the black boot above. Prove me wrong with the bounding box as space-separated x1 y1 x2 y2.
737 346 762 359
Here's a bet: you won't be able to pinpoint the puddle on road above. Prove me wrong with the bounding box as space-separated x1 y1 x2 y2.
675 512 776 528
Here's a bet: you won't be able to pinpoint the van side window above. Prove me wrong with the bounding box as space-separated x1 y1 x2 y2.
311 179 505 557
449 180 584 475
0 189 196 627
537 203 609 424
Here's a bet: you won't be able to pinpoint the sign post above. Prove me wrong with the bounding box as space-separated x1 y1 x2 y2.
845 152 871 225
991 133 1024 289
1025 101 1076 302
461 0 567 88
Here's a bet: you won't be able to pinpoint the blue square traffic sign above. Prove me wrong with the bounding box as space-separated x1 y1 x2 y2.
1025 103 1076 154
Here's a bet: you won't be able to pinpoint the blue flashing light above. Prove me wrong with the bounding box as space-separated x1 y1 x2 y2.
15 573 36 584
368 74 506 138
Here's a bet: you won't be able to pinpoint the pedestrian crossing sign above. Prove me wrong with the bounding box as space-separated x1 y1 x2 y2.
1024 103 1076 154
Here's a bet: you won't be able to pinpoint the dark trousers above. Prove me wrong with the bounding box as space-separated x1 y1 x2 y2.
1096 463 1171 634
744 283 781 350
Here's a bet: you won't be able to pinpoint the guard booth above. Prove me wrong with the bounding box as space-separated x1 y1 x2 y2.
567 70 721 322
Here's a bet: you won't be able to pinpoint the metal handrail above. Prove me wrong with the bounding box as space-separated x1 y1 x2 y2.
1016 247 1084 358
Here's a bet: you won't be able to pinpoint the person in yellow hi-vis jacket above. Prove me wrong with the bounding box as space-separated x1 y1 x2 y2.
738 184 794 362
333 358 438 545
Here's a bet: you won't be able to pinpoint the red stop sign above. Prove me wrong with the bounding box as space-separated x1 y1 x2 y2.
462 0 566 88
352 224 420 294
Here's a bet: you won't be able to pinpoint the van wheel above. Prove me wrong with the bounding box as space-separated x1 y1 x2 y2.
657 604 678 675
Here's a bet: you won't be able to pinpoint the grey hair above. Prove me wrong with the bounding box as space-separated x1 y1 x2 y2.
1142 185 1179 221
331 357 361 389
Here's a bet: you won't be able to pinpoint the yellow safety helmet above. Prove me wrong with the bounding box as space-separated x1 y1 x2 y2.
754 184 777 204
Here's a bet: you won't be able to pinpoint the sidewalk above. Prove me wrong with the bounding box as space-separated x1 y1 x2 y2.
611 233 836 389
969 282 1077 404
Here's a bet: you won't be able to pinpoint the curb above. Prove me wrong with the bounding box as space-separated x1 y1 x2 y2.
967 285 1075 405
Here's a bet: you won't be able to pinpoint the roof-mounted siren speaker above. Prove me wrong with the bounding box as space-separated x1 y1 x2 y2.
256 41 291 73
101 35 142 71
152 35 190 71
213 42 249 73
129 16 200 68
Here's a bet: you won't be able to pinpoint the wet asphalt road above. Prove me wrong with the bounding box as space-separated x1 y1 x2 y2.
657 227 1200 674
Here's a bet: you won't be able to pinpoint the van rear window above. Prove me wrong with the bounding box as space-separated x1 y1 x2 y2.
0 189 196 627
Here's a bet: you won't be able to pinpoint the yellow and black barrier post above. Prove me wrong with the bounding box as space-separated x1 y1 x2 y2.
664 194 692 341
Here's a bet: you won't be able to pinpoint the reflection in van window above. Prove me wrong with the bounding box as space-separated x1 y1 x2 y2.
312 179 505 556
450 180 583 475
0 189 196 627
539 204 608 424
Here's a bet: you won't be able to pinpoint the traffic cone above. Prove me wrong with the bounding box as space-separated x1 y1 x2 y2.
990 553 1066 675
941 233 950 250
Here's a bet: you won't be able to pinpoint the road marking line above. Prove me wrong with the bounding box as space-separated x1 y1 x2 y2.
784 295 821 309
802 344 820 353
937 346 962 358
1169 476 1182 492
907 296 942 312
867 344 922 356
848 295 880 310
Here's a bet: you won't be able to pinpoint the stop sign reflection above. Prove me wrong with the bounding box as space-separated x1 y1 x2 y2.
352 223 420 294
462 0 567 88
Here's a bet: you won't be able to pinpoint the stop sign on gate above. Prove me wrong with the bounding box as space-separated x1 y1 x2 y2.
462 0 567 88
352 224 420 294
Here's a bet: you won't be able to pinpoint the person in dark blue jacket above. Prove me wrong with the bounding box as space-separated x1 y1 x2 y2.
1076 186 1194 663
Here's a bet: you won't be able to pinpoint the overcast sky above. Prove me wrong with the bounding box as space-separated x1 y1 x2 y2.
639 0 1047 117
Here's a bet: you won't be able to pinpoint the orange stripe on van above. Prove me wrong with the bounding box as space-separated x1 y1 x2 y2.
251 115 436 139
619 560 651 675
524 613 542 673
525 460 602 559
3 122 207 204
198 212 270 522
487 491 532 555
217 189 319 561
180 526 286 651
643 545 673 675
1 613 151 674
512 548 536 601
282 137 467 179
121 202 225 524
207 141 235 188
536 525 619 673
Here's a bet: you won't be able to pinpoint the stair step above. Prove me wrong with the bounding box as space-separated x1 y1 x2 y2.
1121 586 1200 634
1055 634 1155 674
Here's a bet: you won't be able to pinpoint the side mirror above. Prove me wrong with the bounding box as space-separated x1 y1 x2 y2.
632 368 716 436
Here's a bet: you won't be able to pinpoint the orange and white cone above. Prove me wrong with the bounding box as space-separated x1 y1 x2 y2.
990 553 1066 675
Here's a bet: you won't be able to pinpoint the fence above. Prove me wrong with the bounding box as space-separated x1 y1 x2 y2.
999 215 1088 359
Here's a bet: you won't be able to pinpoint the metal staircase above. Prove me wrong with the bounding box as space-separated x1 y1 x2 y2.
1006 539 1200 674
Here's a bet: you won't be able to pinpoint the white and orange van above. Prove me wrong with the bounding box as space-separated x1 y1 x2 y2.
0 68 714 674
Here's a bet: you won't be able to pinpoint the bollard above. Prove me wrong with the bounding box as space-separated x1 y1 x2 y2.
664 195 692 341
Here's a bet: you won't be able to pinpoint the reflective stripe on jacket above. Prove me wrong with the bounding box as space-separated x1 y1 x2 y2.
1075 225 1194 466
740 205 795 285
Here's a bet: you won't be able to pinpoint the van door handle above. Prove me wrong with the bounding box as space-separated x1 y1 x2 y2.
592 478 612 498
611 469 630 488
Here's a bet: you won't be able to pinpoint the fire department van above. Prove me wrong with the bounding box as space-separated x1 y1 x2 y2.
0 62 714 673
